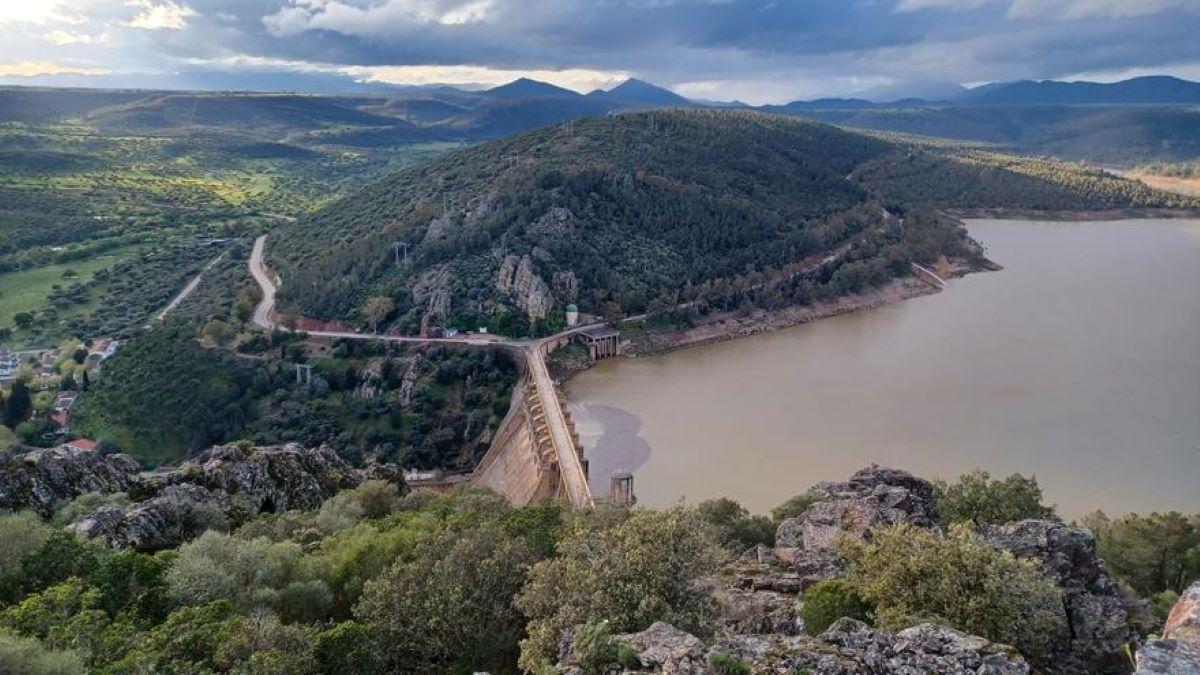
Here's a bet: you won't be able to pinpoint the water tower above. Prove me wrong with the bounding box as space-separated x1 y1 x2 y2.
565 303 579 327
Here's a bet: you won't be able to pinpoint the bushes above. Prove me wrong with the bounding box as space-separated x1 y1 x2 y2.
843 523 1065 658
933 470 1055 526
801 579 874 635
697 498 775 552
355 519 539 672
0 630 84 675
516 507 724 671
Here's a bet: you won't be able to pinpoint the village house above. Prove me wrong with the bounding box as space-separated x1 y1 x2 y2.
61 438 98 453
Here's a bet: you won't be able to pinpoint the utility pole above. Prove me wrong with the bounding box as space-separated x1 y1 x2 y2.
393 242 408 266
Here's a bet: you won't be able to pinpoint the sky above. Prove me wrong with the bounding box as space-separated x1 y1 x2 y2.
0 0 1199 103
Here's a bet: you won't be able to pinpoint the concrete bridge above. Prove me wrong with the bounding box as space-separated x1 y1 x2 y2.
249 235 603 508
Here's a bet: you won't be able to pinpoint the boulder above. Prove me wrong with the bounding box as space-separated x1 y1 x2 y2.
0 447 141 517
1137 581 1200 674
979 519 1135 674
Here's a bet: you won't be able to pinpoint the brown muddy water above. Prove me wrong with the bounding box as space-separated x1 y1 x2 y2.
566 219 1200 517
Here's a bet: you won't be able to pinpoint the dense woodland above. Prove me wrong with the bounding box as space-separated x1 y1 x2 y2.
70 326 517 469
0 469 1193 673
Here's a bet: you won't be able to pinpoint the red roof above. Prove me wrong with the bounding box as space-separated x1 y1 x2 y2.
65 438 97 452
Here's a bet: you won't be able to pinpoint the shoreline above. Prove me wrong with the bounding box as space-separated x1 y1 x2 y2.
554 258 987 382
945 207 1200 221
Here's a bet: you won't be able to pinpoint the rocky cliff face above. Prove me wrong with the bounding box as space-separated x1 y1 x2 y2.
496 253 553 320
0 447 141 517
43 443 394 551
1137 581 1200 674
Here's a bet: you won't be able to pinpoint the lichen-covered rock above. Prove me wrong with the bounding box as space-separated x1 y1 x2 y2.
979 519 1135 674
775 465 940 553
73 483 228 550
173 443 359 515
71 444 389 551
557 619 1029 674
772 465 939 590
1137 581 1200 674
413 266 453 332
0 447 141 517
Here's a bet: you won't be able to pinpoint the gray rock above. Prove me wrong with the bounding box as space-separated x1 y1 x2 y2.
74 483 228 550
775 465 940 553
557 619 1030 674
773 465 938 590
72 444 384 551
979 519 1135 674
1137 581 1200 674
0 447 141 517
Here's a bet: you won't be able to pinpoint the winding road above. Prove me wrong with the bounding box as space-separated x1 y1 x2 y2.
248 234 594 506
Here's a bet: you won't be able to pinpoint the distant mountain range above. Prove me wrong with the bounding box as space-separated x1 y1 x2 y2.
2 75 1198 164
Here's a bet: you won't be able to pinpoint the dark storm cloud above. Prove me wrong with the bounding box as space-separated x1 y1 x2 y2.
3 0 1199 101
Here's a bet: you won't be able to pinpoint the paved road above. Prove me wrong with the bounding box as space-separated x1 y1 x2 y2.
248 234 594 506
156 251 226 322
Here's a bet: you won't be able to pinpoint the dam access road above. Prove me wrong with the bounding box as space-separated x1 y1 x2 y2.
248 235 594 507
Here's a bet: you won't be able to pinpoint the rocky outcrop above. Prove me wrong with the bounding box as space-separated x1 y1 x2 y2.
556 619 1030 674
552 270 579 304
980 520 1136 674
773 465 940 589
74 483 227 551
528 206 578 239
1137 581 1200 674
496 253 553 320
421 213 454 244
70 443 387 550
413 266 452 333
0 447 141 517
709 466 1135 674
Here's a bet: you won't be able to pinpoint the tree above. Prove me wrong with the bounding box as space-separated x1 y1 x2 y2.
201 319 235 346
697 498 774 552
360 296 394 333
843 523 1066 659
516 507 724 671
356 525 537 672
933 470 1056 526
3 380 32 427
12 312 33 329
1082 511 1200 597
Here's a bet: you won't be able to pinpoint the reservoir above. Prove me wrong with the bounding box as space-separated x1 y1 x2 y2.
566 219 1200 517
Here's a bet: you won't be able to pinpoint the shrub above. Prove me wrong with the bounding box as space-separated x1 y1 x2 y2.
697 498 775 552
311 621 381 675
801 579 873 635
933 470 1055 526
0 630 85 675
708 652 752 675
843 523 1066 658
516 507 724 672
771 490 821 524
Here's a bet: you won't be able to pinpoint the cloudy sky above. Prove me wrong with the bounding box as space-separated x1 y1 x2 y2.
1 0 1199 103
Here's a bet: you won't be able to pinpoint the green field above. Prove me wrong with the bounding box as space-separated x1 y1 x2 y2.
0 246 138 334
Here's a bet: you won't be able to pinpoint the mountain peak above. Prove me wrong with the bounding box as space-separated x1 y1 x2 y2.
484 78 581 100
601 78 691 105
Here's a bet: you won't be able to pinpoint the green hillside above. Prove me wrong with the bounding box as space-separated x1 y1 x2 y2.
269 109 1188 336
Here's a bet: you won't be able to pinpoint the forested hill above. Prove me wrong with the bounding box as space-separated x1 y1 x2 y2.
268 109 1190 336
